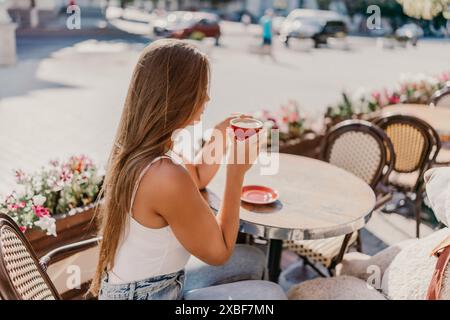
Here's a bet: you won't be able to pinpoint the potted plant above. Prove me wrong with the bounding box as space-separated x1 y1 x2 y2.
0 155 103 257
324 71 450 131
254 100 323 159
396 72 444 104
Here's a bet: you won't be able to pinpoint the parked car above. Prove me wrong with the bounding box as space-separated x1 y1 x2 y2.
272 16 286 35
225 10 257 23
153 11 221 45
395 23 424 46
280 9 347 48
367 18 393 37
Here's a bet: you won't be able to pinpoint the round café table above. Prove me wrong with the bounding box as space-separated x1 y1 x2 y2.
202 153 376 282
380 104 450 138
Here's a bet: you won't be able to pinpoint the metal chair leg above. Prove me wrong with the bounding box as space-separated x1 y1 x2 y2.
356 230 363 253
300 256 329 278
333 233 353 267
415 193 423 238
296 233 354 278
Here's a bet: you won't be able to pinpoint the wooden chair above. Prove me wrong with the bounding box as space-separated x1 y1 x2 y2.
283 120 395 276
430 83 450 166
374 114 441 238
0 213 100 300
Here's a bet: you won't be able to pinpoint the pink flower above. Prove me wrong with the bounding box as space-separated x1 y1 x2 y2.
49 159 59 167
399 84 407 94
19 226 27 233
14 170 26 183
68 154 93 173
388 94 401 104
262 110 271 120
7 204 18 211
60 169 73 182
288 111 300 123
32 205 50 218
372 91 381 101
19 201 26 208
266 117 278 129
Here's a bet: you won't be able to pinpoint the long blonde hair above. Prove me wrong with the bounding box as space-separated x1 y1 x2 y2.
90 39 210 296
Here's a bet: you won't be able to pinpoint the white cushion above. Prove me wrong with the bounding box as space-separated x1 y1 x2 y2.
425 167 450 226
288 276 386 300
381 228 450 300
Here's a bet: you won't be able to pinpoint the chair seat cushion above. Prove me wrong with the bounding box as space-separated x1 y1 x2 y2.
184 280 287 300
283 233 358 268
288 275 386 300
388 171 419 189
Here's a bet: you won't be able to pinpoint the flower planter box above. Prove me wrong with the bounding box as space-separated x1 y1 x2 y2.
25 204 98 258
324 112 380 132
278 132 324 159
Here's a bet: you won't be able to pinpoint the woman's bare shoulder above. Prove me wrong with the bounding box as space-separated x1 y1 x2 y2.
140 158 196 196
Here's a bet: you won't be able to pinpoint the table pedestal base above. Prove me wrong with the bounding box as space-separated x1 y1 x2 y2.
267 239 283 282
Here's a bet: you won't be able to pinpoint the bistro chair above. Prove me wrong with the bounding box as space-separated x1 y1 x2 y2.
430 83 450 166
374 114 441 238
0 213 100 300
283 120 395 277
432 142 450 167
430 82 450 108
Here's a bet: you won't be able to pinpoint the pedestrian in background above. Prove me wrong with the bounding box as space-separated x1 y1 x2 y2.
259 9 274 59
241 13 251 30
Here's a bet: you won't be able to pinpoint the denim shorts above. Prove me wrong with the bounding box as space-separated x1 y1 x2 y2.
99 270 185 300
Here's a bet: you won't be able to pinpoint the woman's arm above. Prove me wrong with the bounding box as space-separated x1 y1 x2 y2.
185 115 249 190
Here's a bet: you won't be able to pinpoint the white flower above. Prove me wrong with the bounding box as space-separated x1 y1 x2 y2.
279 122 289 134
399 72 414 83
32 194 46 206
351 87 370 102
34 215 57 237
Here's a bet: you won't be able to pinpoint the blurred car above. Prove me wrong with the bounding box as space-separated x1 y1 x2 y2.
153 11 221 45
225 10 257 23
272 16 286 35
367 18 393 37
395 23 424 46
280 9 347 48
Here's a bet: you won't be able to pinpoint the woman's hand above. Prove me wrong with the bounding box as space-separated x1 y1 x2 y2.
214 113 252 135
226 127 264 178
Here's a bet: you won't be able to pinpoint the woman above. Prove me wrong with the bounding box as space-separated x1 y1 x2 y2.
90 39 286 300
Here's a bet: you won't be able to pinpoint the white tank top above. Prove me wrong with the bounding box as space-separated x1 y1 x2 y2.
109 151 191 284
